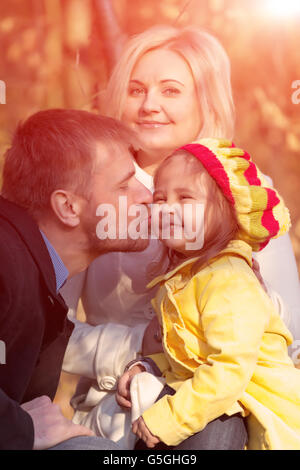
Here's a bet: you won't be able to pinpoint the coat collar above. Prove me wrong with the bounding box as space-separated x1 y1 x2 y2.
0 196 58 297
147 240 253 289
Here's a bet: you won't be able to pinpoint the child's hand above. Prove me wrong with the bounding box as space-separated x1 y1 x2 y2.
116 365 145 408
132 416 160 448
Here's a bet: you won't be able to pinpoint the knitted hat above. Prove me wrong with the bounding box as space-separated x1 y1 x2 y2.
178 138 291 252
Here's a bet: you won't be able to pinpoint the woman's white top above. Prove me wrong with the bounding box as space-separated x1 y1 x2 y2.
61 165 300 391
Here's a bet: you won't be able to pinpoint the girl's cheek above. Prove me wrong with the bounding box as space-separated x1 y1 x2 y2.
183 203 205 241
182 204 195 232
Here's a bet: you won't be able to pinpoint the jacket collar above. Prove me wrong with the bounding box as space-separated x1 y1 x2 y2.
0 196 58 297
147 239 253 289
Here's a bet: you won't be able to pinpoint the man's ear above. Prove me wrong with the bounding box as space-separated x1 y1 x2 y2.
50 190 83 227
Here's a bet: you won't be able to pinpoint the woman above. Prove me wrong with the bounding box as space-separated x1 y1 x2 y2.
61 25 300 449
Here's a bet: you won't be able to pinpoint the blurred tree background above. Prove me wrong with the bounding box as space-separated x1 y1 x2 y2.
0 0 299 417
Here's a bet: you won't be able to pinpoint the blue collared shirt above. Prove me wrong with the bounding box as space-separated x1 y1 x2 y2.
40 230 69 292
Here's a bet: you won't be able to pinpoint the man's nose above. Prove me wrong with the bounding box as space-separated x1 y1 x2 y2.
135 180 153 205
140 90 161 114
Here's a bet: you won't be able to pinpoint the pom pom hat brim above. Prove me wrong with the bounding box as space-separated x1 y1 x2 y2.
178 139 291 252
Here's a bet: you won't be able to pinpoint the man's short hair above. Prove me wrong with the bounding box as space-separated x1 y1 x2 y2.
1 109 139 218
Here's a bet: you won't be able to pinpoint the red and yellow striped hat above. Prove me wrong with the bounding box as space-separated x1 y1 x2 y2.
179 138 291 252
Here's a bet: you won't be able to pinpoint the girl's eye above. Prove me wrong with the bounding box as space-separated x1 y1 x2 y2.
129 87 146 96
179 195 193 201
153 195 166 203
120 184 129 191
162 88 180 96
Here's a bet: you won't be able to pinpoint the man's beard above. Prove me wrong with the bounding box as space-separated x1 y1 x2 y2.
82 215 150 258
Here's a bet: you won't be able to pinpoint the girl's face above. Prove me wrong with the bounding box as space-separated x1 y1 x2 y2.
153 154 207 255
121 48 203 157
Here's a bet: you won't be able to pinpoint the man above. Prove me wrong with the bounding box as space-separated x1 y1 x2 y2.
0 109 152 450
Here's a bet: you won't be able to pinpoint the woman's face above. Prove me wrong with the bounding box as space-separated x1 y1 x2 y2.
121 48 203 156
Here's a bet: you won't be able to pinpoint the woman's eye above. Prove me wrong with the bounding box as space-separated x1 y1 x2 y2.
179 195 193 201
129 88 146 96
162 88 180 96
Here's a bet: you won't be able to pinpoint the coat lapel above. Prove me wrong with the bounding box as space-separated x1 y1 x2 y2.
0 196 58 298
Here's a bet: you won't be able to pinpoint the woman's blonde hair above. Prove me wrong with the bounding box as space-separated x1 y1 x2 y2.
103 25 235 140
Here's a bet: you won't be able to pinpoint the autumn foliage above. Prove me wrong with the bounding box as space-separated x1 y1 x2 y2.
0 0 299 270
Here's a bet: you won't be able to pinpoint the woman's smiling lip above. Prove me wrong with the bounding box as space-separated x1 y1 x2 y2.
136 121 171 128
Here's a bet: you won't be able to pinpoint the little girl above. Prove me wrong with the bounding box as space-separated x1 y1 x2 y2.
117 139 300 450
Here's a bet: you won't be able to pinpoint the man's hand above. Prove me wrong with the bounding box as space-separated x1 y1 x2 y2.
116 365 145 409
132 416 160 448
21 395 95 450
142 316 163 356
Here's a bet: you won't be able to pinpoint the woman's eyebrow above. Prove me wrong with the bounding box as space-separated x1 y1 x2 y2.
129 80 145 86
129 79 185 86
160 79 185 86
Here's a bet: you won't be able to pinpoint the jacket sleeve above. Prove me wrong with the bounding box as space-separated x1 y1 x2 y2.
0 389 34 450
61 269 148 387
142 268 271 446
252 173 300 347
254 233 300 347
63 317 148 387
0 247 34 450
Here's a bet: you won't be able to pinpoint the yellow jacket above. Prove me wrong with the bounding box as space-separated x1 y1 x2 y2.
142 240 300 449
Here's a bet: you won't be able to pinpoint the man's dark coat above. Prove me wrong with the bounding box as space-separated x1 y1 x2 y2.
0 196 74 450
